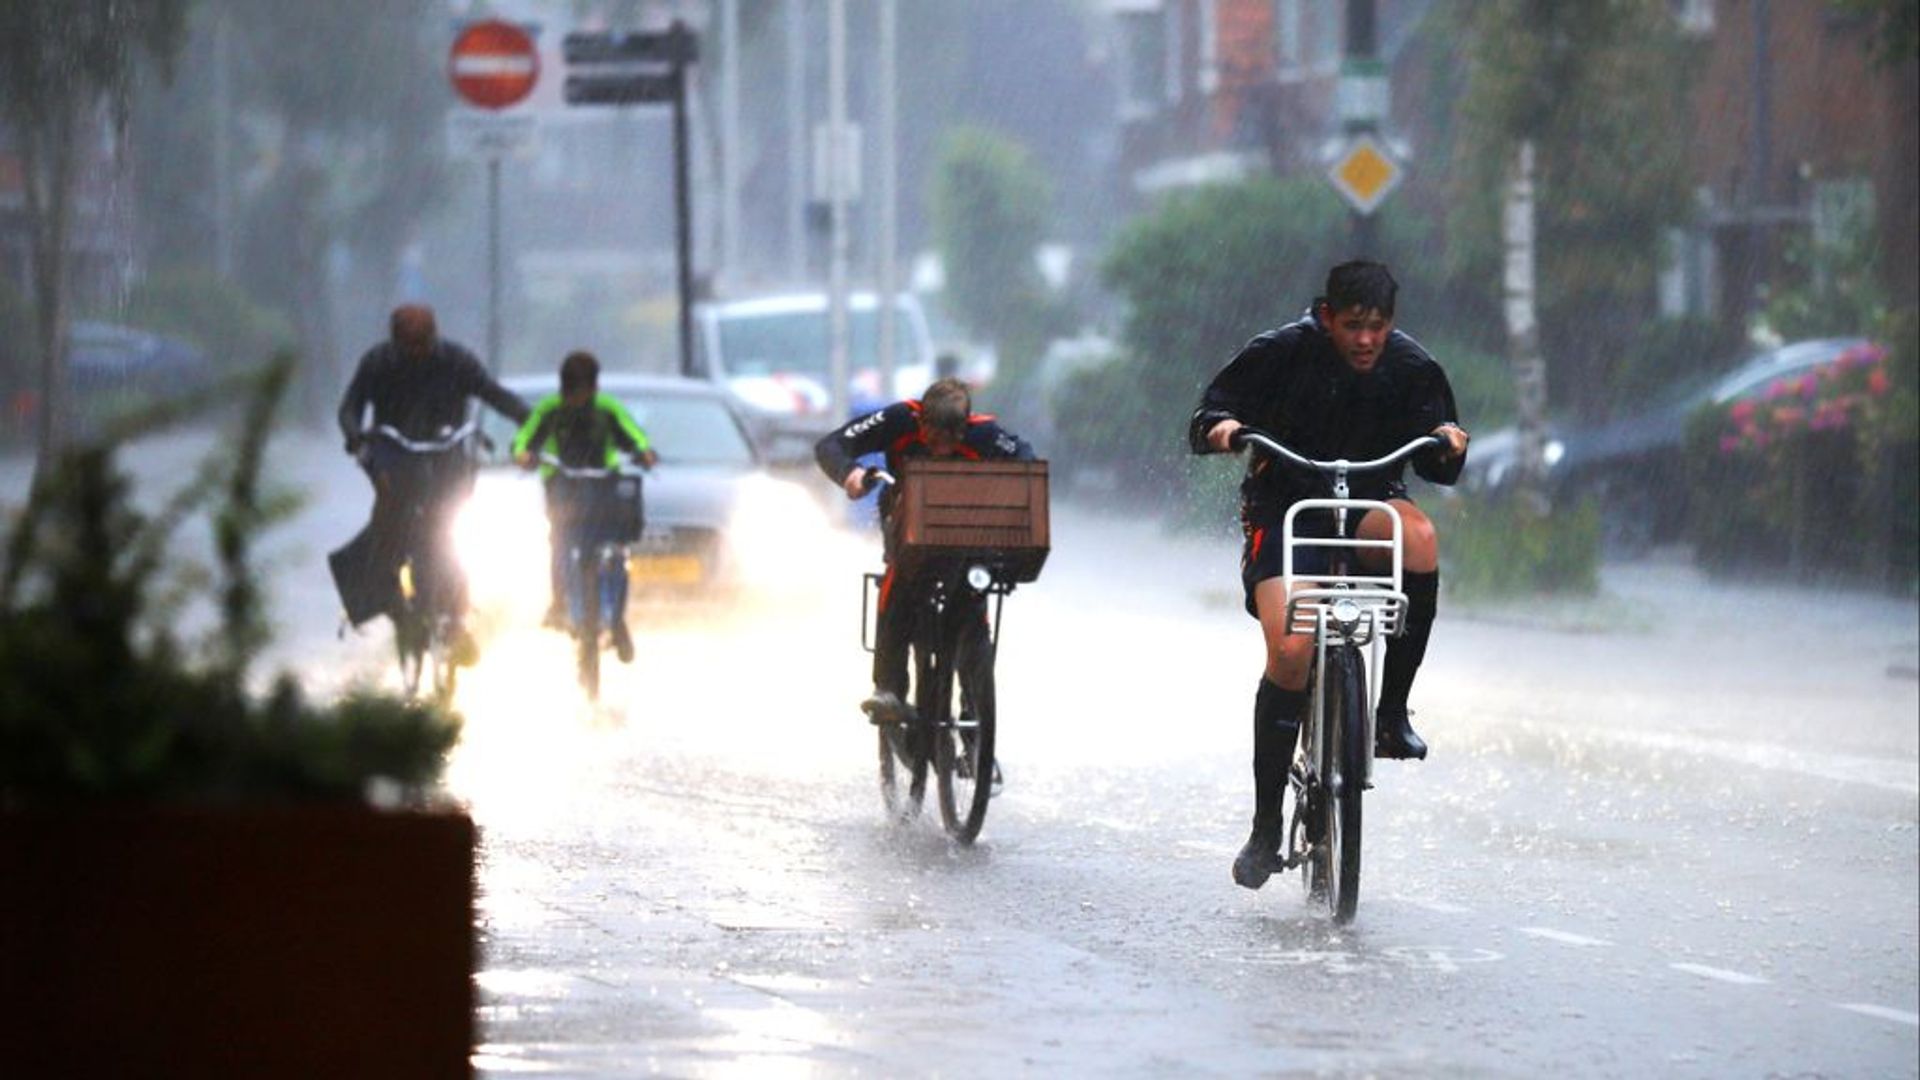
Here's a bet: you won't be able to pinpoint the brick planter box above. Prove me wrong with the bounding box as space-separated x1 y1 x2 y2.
0 804 475 1079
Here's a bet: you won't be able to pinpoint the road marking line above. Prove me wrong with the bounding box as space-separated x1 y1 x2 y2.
1518 927 1611 947
1670 962 1769 985
1392 896 1473 915
1835 1003 1920 1026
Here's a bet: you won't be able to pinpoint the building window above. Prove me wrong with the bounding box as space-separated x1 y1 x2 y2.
1199 0 1220 95
1675 0 1714 36
1117 6 1171 118
1275 0 1302 79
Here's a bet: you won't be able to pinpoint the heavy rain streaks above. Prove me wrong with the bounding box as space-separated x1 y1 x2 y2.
1 0 1915 1077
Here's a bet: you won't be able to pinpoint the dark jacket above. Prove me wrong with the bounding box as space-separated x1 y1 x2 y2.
1189 308 1465 514
815 399 1035 519
337 339 529 444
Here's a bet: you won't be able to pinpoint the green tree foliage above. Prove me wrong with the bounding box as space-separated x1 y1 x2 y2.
0 357 459 803
125 1 449 420
1448 0 1696 421
1830 0 1920 64
1089 176 1346 495
930 126 1068 392
0 1 190 458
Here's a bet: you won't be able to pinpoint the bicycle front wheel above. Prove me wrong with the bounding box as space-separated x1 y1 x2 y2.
1322 644 1366 923
576 554 602 701
935 615 996 844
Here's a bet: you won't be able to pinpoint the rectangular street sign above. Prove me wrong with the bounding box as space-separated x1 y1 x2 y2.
563 28 698 66
446 110 537 160
564 72 680 105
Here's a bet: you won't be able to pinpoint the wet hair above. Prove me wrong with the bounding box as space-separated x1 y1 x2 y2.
1323 261 1398 318
389 304 437 353
560 350 600 396
920 377 971 439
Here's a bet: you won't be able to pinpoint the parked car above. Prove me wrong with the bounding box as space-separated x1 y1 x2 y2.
1467 337 1871 551
691 291 938 463
457 372 828 603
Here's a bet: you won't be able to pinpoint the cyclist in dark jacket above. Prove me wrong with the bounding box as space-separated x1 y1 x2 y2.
815 376 1035 723
1190 260 1469 890
331 305 530 661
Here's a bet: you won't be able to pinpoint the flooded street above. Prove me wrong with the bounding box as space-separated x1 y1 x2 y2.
218 434 1916 1078
5 428 1916 1077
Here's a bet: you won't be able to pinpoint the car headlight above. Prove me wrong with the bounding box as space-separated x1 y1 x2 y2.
727 474 834 585
453 474 550 611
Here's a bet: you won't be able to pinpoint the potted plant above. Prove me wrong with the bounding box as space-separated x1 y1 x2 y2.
0 359 473 1078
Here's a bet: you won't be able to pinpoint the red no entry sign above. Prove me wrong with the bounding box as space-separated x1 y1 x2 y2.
449 20 539 110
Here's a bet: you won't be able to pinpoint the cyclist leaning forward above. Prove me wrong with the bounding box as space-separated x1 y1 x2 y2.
512 350 657 663
1189 260 1470 890
814 376 1036 725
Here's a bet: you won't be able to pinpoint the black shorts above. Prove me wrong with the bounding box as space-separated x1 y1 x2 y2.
1239 484 1409 619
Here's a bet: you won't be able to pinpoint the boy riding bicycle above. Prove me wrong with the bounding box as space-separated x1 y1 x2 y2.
1190 261 1469 889
814 377 1036 724
512 351 657 662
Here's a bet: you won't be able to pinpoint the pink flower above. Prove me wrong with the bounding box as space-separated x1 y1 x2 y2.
1798 373 1820 399
1729 399 1757 425
1719 434 1743 453
1771 405 1806 428
1868 368 1891 396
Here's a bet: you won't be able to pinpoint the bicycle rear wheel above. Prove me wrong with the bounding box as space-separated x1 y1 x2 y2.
1321 644 1366 922
935 618 996 844
429 620 457 705
877 635 935 821
394 613 426 699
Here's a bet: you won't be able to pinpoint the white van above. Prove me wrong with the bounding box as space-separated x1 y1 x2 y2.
692 291 938 458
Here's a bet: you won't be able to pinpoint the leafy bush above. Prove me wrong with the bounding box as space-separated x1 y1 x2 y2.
1685 328 1917 587
0 356 459 805
1431 491 1601 598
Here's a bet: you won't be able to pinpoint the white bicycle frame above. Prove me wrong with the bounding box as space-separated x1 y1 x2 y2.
1240 430 1438 792
1282 498 1406 791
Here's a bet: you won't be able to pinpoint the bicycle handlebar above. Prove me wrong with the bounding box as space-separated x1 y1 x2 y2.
365 421 480 455
536 452 647 479
1230 428 1444 474
860 467 898 494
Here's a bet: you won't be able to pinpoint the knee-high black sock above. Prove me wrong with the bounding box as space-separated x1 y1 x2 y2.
1252 678 1305 832
1379 570 1438 714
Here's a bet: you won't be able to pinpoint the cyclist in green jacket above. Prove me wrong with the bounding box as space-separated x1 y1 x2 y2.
512 351 658 656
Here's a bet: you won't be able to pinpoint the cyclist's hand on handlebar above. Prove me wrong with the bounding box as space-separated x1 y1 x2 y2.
842 467 872 500
1207 418 1244 453
639 449 659 471
1431 423 1470 461
512 450 536 470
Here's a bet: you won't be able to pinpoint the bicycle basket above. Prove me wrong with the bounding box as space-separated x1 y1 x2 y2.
894 459 1050 583
557 473 644 546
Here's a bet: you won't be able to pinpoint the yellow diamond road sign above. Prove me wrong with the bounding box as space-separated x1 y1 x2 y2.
1328 135 1401 215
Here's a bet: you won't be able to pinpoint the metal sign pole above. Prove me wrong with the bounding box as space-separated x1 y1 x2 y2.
673 63 696 379
487 155 502 374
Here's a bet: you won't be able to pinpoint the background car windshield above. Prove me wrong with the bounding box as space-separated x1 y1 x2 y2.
622 393 755 467
715 308 902 377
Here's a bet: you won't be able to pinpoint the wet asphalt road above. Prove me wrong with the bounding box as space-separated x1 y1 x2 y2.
8 432 1916 1077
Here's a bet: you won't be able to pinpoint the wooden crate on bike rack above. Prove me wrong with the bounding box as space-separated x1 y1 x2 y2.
895 459 1050 582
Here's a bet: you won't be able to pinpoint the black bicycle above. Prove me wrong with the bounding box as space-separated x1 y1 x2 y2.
1233 429 1443 922
365 421 483 704
860 469 1023 844
539 454 645 701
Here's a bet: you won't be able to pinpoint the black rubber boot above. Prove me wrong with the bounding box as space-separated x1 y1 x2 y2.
1375 706 1427 760
1233 678 1304 890
1377 570 1437 761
